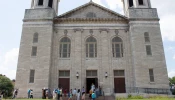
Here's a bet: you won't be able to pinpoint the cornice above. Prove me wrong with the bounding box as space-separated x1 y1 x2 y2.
54 18 128 24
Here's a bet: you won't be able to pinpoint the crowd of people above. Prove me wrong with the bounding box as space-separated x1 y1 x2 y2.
0 83 102 100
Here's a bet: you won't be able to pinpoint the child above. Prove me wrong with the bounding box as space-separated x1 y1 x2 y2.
30 90 33 99
91 91 96 100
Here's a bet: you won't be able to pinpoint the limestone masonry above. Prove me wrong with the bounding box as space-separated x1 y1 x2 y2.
16 0 169 98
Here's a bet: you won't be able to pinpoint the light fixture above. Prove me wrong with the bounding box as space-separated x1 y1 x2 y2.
76 72 79 79
105 72 108 78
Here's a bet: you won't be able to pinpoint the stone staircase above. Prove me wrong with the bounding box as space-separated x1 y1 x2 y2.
61 95 115 100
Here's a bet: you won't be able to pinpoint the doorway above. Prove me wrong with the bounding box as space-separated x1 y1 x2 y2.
114 78 126 93
86 78 98 93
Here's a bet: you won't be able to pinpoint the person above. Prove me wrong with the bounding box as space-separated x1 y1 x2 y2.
68 89 73 100
1 91 5 99
73 88 77 100
99 86 102 96
91 83 95 91
56 88 60 100
95 87 99 98
81 92 85 100
76 89 80 100
45 89 49 99
30 89 33 99
28 89 31 99
60 88 63 100
53 89 57 99
64 89 67 97
91 91 96 100
12 89 18 99
82 87 85 94
89 89 92 99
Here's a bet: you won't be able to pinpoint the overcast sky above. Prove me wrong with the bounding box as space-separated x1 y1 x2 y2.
0 0 175 79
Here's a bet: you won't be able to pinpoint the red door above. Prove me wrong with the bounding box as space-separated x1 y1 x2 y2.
59 78 70 92
114 78 126 93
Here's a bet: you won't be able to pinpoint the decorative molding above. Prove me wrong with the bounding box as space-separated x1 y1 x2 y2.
99 28 109 33
64 30 68 36
54 18 128 24
115 30 119 35
74 28 84 33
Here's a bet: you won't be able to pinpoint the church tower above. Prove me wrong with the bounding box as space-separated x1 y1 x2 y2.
122 0 169 89
15 0 59 98
31 0 59 15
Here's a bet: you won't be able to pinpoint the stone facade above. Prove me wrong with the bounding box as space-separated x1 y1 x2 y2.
15 0 169 98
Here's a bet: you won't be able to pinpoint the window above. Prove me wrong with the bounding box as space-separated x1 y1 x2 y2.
86 36 97 58
29 70 35 83
138 0 144 5
48 0 53 8
144 32 150 43
112 37 123 58
149 69 154 82
129 0 134 7
146 45 152 56
59 71 70 77
60 37 71 58
38 0 44 5
86 70 97 77
114 70 125 76
31 46 37 56
33 33 38 43
86 12 96 18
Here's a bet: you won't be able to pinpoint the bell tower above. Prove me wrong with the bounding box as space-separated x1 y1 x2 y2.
122 0 152 16
121 0 169 90
31 0 60 15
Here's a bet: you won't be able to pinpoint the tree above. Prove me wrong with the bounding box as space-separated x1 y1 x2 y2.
0 75 14 97
169 77 175 85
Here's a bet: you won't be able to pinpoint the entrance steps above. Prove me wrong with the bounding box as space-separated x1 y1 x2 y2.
61 95 115 100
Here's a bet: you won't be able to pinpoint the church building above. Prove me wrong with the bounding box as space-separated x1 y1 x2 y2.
16 0 169 98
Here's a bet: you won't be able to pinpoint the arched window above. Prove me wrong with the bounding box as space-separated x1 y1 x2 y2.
144 32 150 42
33 33 38 43
86 36 97 58
112 37 123 58
60 37 71 58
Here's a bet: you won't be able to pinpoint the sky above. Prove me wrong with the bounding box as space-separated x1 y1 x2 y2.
0 0 175 80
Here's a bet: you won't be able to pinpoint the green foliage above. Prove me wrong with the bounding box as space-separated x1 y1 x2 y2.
127 94 144 99
169 77 175 85
0 75 14 97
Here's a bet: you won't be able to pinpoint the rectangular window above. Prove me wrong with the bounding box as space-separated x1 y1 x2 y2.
48 0 53 8
86 70 97 77
146 45 152 56
38 0 44 5
114 70 125 76
29 70 35 83
138 0 144 5
31 46 37 56
149 69 154 82
59 71 70 77
144 32 150 42
129 0 134 7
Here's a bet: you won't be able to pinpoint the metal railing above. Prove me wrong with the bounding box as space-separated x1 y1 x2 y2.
112 87 171 95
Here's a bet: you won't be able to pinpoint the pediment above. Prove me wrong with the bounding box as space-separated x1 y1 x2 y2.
57 1 128 20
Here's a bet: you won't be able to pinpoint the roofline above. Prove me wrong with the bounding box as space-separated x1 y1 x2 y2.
57 1 128 19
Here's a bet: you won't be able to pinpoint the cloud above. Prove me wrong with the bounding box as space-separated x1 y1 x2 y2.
160 14 175 41
0 48 19 80
169 71 175 78
173 55 175 60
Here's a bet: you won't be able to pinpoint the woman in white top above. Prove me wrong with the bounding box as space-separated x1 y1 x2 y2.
76 89 80 100
30 90 33 99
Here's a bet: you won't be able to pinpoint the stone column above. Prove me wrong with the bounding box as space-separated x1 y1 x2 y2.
72 29 84 89
99 29 111 95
